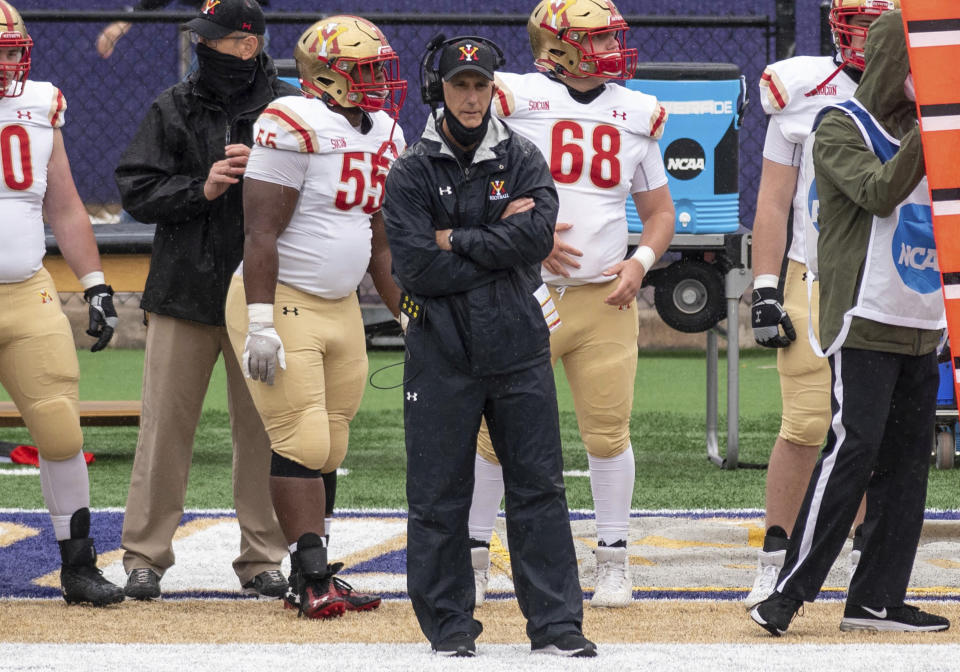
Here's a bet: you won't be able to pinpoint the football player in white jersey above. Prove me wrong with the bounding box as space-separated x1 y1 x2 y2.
0 0 122 605
224 15 405 620
468 0 676 608
744 0 897 609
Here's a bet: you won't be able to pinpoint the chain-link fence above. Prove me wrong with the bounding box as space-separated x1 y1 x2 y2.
22 10 775 226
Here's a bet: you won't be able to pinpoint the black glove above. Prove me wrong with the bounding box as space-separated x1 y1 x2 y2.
751 286 795 348
83 284 117 352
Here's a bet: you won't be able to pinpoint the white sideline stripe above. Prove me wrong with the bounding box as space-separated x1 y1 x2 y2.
4 642 960 672
922 115 960 132
908 31 960 48
0 468 39 476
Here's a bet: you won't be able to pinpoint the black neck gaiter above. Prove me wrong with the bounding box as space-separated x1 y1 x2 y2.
195 43 259 101
442 104 491 149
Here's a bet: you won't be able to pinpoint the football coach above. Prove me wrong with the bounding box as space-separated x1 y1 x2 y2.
382 36 595 658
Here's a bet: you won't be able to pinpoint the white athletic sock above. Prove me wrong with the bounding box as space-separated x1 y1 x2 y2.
589 446 635 547
468 453 504 543
39 453 90 541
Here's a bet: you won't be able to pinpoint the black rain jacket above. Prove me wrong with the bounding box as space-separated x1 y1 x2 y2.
115 53 298 326
383 111 559 377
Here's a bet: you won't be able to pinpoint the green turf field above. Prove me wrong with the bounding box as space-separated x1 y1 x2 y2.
2 348 959 510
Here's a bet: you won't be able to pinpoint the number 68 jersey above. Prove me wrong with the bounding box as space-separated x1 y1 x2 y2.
0 80 66 283
244 95 406 299
494 71 668 285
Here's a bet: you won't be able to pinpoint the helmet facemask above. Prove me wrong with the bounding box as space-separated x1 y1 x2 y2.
0 1 31 98
829 0 898 70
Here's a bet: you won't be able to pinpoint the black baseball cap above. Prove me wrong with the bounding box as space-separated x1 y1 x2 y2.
439 38 500 81
185 0 265 39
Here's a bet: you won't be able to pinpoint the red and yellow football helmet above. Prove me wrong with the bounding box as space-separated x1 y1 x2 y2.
528 0 637 80
294 15 406 117
829 0 899 70
0 0 31 98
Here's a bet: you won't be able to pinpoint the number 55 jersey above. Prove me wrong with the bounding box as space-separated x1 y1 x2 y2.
493 71 668 285
243 94 406 297
0 80 65 283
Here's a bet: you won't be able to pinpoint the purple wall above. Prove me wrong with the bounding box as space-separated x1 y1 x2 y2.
15 1 831 227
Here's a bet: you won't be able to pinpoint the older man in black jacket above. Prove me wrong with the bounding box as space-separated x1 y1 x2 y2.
383 37 593 658
114 0 295 601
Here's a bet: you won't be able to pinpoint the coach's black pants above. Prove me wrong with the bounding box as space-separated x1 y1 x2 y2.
777 347 937 607
403 347 584 648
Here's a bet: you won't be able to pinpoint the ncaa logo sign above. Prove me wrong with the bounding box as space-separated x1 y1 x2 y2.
807 180 820 232
891 203 939 294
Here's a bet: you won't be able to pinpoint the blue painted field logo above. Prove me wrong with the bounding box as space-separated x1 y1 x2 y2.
892 203 939 294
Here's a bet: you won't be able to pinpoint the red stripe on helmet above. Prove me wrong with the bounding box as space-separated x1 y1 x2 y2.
0 2 15 31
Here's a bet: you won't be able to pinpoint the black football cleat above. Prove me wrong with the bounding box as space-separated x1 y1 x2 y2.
59 508 124 606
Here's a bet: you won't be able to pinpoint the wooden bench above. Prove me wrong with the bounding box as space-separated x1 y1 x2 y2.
0 400 142 427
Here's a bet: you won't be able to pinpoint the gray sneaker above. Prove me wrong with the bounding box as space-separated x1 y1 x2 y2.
242 569 288 598
124 567 161 601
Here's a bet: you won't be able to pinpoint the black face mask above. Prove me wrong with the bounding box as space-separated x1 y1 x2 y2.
195 42 259 100
442 103 492 148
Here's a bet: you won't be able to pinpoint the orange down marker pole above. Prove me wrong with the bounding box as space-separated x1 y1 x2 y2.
902 0 960 407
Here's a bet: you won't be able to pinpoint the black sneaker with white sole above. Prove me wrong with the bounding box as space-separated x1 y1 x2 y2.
531 632 597 657
840 604 950 632
432 632 476 657
242 569 287 598
750 592 803 636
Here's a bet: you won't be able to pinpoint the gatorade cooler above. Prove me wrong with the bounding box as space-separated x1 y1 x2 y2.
275 58 299 87
625 63 745 234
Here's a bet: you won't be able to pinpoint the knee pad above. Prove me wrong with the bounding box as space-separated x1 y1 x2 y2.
272 407 331 471
26 396 83 461
270 451 323 478
582 415 631 459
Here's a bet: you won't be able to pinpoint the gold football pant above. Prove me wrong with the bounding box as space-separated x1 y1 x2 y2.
0 268 82 461
778 259 830 447
477 280 638 463
225 276 368 472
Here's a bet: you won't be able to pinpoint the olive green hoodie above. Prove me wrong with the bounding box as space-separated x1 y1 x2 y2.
813 9 940 355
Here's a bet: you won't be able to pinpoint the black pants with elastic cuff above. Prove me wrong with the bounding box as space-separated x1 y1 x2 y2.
403 346 584 648
776 346 937 607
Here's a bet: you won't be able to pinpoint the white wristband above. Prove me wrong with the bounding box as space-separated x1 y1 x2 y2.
247 303 274 325
631 245 657 273
79 271 105 291
753 274 779 290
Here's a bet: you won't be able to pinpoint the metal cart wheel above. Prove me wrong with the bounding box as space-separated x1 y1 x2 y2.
935 424 956 470
651 260 727 333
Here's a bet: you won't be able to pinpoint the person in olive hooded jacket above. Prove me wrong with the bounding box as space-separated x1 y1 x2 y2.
749 9 949 636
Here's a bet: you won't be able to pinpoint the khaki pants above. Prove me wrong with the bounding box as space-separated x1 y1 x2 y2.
121 313 286 584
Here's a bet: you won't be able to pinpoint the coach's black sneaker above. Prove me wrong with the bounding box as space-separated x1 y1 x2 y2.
59 508 124 606
242 569 287 598
433 632 476 657
125 568 161 600
840 604 950 632
750 591 803 636
532 632 597 657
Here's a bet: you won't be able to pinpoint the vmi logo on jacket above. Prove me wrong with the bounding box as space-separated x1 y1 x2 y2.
489 180 509 201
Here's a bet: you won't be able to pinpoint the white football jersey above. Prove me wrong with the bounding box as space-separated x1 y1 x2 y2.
243 96 406 299
0 80 66 283
494 72 668 285
759 56 857 265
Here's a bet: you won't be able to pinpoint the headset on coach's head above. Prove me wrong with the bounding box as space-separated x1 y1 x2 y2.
419 34 506 107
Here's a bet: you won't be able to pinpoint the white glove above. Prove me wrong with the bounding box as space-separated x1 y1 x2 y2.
243 322 286 385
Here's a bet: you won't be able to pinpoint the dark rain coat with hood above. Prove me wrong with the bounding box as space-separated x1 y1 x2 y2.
813 9 941 355
115 52 298 326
